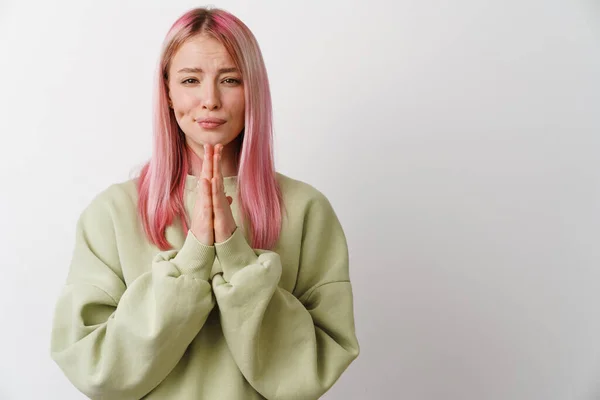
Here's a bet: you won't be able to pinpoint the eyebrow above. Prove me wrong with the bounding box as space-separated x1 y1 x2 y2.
176 67 239 74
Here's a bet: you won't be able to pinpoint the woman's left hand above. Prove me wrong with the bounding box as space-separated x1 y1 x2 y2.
211 143 237 243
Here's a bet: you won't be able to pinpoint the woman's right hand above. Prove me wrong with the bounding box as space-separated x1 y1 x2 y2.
191 144 215 246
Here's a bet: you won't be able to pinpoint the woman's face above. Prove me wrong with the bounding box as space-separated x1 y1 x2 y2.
167 34 245 152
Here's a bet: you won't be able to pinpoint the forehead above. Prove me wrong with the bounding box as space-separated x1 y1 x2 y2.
170 34 234 71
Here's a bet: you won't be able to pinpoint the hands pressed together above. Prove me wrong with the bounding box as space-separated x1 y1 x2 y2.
191 143 237 246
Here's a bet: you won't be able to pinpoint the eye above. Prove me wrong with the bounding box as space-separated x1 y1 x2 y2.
182 78 198 84
223 78 241 85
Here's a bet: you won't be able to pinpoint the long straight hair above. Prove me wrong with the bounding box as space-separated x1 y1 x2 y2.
136 7 283 251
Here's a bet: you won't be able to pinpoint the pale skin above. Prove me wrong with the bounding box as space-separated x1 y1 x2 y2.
192 142 237 246
166 33 245 246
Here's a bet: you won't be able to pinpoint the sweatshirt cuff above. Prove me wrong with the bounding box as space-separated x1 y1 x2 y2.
215 227 258 281
172 230 215 280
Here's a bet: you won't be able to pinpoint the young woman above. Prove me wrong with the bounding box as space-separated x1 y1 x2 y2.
50 7 359 399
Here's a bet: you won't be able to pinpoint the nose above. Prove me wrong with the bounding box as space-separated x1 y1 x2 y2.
200 80 221 111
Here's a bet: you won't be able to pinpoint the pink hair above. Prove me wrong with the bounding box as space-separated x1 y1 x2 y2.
136 7 283 251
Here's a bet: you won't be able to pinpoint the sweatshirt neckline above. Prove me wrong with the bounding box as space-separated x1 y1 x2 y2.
184 174 238 192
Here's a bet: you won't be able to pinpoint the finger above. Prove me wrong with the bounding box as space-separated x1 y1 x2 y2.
214 145 225 196
212 144 218 176
211 177 222 240
211 177 217 210
200 144 207 179
202 178 213 226
200 177 211 205
213 144 222 183
218 145 224 183
212 176 223 210
202 143 214 181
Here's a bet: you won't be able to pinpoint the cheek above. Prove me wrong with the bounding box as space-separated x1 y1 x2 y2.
172 90 200 114
232 95 245 122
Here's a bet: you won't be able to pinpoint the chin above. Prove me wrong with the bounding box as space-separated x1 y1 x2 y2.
184 125 243 148
195 134 236 148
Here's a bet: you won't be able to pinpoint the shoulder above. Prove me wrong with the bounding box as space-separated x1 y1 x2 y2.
275 172 339 222
276 171 330 199
79 176 140 224
276 171 332 204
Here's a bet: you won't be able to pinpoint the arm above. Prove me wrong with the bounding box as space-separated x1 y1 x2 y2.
50 190 216 400
212 192 360 400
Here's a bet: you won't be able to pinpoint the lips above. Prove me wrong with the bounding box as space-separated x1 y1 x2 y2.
197 117 226 129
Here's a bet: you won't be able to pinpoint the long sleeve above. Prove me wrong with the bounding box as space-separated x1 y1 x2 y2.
211 191 360 400
50 191 217 400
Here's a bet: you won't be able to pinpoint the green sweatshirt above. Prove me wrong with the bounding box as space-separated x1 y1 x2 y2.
50 172 360 400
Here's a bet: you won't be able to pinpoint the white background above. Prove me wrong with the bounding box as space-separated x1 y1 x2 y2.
1 0 599 399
